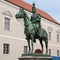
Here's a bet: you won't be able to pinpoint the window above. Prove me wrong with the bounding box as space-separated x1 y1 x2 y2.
49 32 51 40
24 46 28 53
3 43 10 54
4 17 10 31
49 49 51 55
57 34 59 42
57 50 59 56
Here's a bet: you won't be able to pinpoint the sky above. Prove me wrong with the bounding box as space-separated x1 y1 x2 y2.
23 0 60 23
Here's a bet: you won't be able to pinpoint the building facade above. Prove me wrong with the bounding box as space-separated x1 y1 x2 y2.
0 0 60 60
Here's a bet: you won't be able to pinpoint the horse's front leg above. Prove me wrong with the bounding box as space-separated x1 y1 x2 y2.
27 38 31 52
31 35 34 53
45 41 48 54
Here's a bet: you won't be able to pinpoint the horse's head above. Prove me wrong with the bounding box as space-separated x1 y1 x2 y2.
15 8 32 27
15 8 25 19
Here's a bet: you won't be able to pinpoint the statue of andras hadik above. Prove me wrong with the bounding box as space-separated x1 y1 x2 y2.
31 3 41 36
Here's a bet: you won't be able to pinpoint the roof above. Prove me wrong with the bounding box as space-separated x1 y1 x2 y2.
5 0 60 25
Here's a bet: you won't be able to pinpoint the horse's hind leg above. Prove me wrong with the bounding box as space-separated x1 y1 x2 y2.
45 40 48 54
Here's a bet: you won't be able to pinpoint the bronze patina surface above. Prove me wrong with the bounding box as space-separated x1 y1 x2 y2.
15 3 48 54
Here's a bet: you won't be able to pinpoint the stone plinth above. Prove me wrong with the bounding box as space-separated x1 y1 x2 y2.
18 53 52 60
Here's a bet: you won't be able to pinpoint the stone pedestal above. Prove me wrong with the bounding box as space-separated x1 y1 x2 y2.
18 56 52 60
18 53 52 60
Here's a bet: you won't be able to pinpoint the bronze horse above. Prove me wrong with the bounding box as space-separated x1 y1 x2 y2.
15 8 48 54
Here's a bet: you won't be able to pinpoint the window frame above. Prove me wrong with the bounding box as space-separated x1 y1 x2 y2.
57 50 59 56
49 49 51 56
49 32 51 40
4 17 10 31
57 34 59 42
3 43 10 54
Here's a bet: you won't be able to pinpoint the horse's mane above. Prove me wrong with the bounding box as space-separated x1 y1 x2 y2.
24 10 33 25
24 11 30 20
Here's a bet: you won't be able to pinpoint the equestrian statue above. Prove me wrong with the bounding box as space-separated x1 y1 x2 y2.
15 3 48 54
